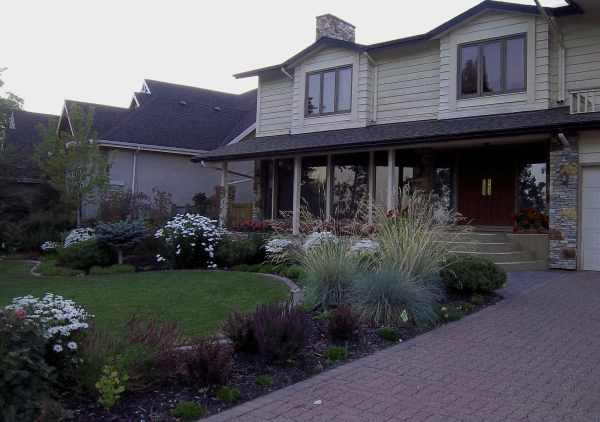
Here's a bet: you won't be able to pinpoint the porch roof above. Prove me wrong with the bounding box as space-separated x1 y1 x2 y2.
192 108 600 162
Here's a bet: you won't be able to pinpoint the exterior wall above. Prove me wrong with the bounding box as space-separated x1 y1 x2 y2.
256 73 293 137
439 11 549 119
561 15 600 93
548 136 579 270
373 43 440 124
291 47 367 134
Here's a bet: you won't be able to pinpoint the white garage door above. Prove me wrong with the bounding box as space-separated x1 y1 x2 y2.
582 166 600 271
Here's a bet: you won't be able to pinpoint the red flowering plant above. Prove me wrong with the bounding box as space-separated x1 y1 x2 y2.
513 208 549 233
231 220 273 233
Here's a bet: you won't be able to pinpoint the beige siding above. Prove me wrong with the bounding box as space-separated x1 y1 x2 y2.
256 73 293 137
439 11 550 119
291 47 367 134
373 43 440 124
561 16 600 92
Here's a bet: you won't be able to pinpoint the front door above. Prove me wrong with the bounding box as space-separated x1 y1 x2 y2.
458 150 515 226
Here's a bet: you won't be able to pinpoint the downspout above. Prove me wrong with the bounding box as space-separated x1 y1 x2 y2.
131 147 139 193
534 0 566 104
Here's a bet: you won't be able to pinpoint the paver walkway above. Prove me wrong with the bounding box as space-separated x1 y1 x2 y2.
207 271 600 422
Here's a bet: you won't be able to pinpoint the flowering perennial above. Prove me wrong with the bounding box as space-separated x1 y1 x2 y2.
302 231 337 251
154 213 222 269
264 238 294 263
5 293 92 354
40 241 59 251
64 227 95 248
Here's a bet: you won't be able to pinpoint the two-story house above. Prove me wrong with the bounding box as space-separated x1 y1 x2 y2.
195 0 600 271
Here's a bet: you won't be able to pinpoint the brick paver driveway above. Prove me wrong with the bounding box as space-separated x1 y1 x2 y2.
208 271 600 422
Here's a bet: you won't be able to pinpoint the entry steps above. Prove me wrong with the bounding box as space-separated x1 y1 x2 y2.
438 232 547 272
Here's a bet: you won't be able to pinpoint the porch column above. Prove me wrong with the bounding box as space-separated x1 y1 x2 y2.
387 149 396 212
271 159 278 219
548 135 579 270
219 161 229 226
292 156 301 235
368 151 375 223
326 154 333 221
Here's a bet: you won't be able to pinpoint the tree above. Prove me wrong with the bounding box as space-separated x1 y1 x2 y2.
96 220 147 264
0 67 24 149
35 105 110 225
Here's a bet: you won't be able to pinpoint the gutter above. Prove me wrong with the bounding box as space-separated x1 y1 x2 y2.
97 139 206 156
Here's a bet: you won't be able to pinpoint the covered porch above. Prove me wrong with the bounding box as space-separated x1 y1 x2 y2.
249 137 550 235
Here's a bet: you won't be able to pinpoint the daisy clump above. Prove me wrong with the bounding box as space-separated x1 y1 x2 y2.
154 213 223 269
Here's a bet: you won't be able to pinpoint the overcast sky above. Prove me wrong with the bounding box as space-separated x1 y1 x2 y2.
2 0 566 115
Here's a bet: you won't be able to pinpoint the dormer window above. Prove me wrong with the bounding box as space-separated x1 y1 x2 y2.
458 34 526 98
306 66 352 116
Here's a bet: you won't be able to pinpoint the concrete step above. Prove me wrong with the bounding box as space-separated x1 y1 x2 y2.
496 260 549 272
441 241 520 253
449 250 534 264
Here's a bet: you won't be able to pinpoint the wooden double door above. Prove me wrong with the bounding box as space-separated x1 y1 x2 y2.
458 150 516 226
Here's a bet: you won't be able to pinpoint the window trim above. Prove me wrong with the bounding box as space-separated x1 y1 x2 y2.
457 33 527 99
305 65 353 117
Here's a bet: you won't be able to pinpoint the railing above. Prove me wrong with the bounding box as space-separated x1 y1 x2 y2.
570 88 600 114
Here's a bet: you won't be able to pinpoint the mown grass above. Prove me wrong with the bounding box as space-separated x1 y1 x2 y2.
0 260 289 336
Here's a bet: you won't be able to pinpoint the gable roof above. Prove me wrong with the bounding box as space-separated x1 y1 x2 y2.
62 100 129 137
193 107 600 162
234 0 582 79
4 110 59 179
101 80 257 151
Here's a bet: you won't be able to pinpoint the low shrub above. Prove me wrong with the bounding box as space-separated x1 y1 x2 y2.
171 401 206 420
57 239 115 273
328 305 361 342
326 345 347 362
37 260 83 277
438 305 464 322
253 303 312 363
216 386 241 403
375 327 401 342
184 338 233 386
215 234 266 268
89 264 136 276
352 269 443 328
96 220 147 265
441 256 506 293
255 375 273 386
470 294 485 305
95 361 129 409
222 311 257 353
0 310 54 422
74 327 122 394
278 264 305 281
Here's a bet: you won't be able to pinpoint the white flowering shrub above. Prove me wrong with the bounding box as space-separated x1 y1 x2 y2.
302 231 337 251
264 238 295 263
5 293 92 361
64 227 95 248
40 241 59 252
154 213 222 269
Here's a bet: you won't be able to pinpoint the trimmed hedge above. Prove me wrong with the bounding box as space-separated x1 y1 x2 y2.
89 264 136 276
441 256 506 293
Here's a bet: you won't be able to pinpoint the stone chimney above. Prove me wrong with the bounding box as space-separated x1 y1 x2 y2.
316 14 355 42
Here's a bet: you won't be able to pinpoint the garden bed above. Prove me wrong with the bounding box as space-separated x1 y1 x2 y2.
64 291 501 421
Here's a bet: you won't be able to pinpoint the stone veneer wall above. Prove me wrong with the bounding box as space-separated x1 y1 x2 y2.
548 136 579 270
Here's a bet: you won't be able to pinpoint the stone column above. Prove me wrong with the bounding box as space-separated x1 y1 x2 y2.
548 135 579 270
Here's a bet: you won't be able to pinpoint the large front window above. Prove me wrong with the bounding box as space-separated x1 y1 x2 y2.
332 153 369 220
459 34 526 98
306 66 352 116
301 156 328 218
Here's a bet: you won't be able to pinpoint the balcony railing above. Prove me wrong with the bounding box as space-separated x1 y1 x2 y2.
570 88 600 114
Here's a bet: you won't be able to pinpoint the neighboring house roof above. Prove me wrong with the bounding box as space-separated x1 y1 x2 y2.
4 110 59 179
102 80 257 151
193 108 600 162
234 0 582 78
62 100 129 137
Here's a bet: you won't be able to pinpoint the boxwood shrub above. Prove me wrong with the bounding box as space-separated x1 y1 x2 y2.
441 255 506 293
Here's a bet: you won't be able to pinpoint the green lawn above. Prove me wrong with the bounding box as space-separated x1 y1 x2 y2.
0 260 289 336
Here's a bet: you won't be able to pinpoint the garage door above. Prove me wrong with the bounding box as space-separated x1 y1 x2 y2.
582 166 600 270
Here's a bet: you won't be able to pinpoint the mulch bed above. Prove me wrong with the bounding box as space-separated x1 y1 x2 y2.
64 292 501 421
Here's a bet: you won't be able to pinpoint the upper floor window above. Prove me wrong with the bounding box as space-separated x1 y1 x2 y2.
459 34 526 98
306 66 352 116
